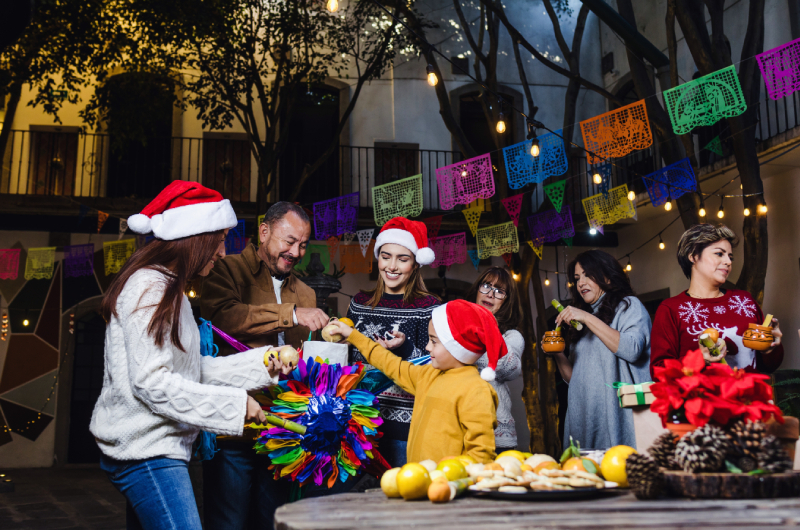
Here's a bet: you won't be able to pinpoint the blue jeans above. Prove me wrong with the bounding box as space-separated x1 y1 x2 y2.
379 439 408 468
203 441 358 530
100 454 201 530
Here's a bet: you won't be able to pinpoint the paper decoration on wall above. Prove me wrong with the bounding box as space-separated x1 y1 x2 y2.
467 249 480 270
340 241 374 274
342 232 356 244
642 158 697 207
225 220 247 255
436 153 495 210
103 239 136 276
543 180 567 213
527 206 575 246
313 192 359 240
580 100 652 165
589 219 605 235
423 215 443 240
593 163 612 197
502 130 568 188
429 232 467 268
703 136 724 156
327 235 340 264
372 174 423 226
756 37 800 101
64 244 95 278
24 247 56 280
118 219 128 240
462 205 482 236
357 228 374 257
527 241 543 260
664 65 747 135
0 249 21 280
501 194 525 227
502 253 513 267
563 237 573 247
97 211 109 233
582 184 637 228
477 222 519 259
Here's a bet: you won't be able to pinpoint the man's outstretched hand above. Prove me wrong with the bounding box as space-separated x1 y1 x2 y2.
294 307 330 331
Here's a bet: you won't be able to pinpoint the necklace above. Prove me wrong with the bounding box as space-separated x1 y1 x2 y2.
686 290 724 299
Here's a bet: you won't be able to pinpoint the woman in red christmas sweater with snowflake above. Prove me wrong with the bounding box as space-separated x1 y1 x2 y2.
650 224 783 378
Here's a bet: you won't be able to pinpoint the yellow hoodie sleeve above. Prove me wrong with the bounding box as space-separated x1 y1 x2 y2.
461 383 499 464
347 330 438 396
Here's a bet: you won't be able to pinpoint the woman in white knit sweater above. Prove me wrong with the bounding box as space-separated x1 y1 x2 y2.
465 267 525 452
89 181 289 530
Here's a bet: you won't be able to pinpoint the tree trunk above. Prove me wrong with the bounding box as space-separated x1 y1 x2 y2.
0 82 22 175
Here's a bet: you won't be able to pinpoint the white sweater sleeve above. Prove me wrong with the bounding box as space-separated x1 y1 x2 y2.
200 348 277 391
120 277 250 437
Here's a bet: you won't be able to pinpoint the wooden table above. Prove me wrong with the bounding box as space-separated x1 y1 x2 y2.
275 490 800 529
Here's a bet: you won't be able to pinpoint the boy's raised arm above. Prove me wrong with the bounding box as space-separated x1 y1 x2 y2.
347 329 435 395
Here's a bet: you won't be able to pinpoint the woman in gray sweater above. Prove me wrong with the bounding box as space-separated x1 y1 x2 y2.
549 250 651 450
465 267 524 451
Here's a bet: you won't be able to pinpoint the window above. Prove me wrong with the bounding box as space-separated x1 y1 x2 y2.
202 132 251 202
373 142 419 186
28 126 80 196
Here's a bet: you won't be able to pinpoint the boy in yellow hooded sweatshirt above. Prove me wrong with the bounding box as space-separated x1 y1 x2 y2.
330 299 506 464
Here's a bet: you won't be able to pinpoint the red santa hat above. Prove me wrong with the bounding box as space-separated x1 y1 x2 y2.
431 300 508 381
374 217 435 266
127 180 238 240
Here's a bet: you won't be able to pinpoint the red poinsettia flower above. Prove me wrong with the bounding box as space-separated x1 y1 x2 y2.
719 368 773 402
684 391 741 427
650 382 686 413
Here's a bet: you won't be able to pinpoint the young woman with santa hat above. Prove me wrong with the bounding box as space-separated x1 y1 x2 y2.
345 217 440 467
89 181 291 530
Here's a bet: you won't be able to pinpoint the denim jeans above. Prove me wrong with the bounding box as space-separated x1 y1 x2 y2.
100 454 202 530
379 439 408 468
203 441 358 530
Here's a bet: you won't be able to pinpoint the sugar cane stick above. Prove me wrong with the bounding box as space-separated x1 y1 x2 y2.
246 412 307 435
763 314 773 327
551 299 584 330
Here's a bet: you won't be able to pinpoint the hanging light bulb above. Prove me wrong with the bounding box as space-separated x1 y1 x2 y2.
496 112 506 134
22 319 30 327
699 204 706 217
743 207 751 216
664 201 673 211
544 271 550 286
426 64 438 87
758 203 768 214
460 167 467 177
188 289 197 298
659 236 665 250
717 206 725 218
593 172 602 185
512 273 520 281
326 0 338 12
530 138 540 157
627 190 636 202
589 228 597 235
625 259 632 272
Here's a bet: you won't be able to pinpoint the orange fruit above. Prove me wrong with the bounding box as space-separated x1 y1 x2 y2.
703 328 719 342
601 445 637 487
396 463 431 500
562 457 600 475
436 459 468 481
533 461 561 474
338 318 354 327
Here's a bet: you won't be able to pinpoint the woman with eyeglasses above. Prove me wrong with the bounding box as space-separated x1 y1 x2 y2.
464 267 524 452
547 250 651 450
345 217 441 467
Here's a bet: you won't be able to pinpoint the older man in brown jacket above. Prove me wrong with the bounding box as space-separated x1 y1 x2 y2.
200 201 330 530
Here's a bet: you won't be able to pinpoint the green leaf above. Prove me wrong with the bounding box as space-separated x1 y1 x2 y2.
559 447 572 464
582 458 597 475
748 469 769 475
725 460 743 473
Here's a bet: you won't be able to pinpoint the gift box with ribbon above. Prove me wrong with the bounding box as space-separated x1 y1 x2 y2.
614 381 655 408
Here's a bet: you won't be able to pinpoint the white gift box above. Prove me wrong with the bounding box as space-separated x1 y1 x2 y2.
302 341 349 366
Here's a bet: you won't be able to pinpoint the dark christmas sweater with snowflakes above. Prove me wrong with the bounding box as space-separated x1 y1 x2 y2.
650 289 783 378
346 292 440 441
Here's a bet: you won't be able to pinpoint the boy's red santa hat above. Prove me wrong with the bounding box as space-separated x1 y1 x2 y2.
127 180 238 240
431 299 508 381
374 217 435 266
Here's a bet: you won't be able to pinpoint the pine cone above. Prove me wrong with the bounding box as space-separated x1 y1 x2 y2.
757 435 792 473
726 420 766 459
649 432 679 470
735 455 757 473
626 453 663 499
675 424 731 473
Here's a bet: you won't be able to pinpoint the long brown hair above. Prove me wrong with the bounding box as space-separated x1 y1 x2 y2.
362 260 437 308
101 231 224 351
464 266 522 334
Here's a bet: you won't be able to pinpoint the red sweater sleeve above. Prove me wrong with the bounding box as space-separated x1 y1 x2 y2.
650 300 681 379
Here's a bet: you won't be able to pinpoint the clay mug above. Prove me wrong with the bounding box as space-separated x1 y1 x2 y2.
541 330 566 354
742 323 773 351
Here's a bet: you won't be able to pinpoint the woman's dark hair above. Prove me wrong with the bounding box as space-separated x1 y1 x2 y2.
565 250 634 341
676 223 738 279
101 231 225 351
464 266 522 334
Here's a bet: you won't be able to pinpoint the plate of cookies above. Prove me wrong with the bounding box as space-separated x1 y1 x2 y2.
466 467 619 501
